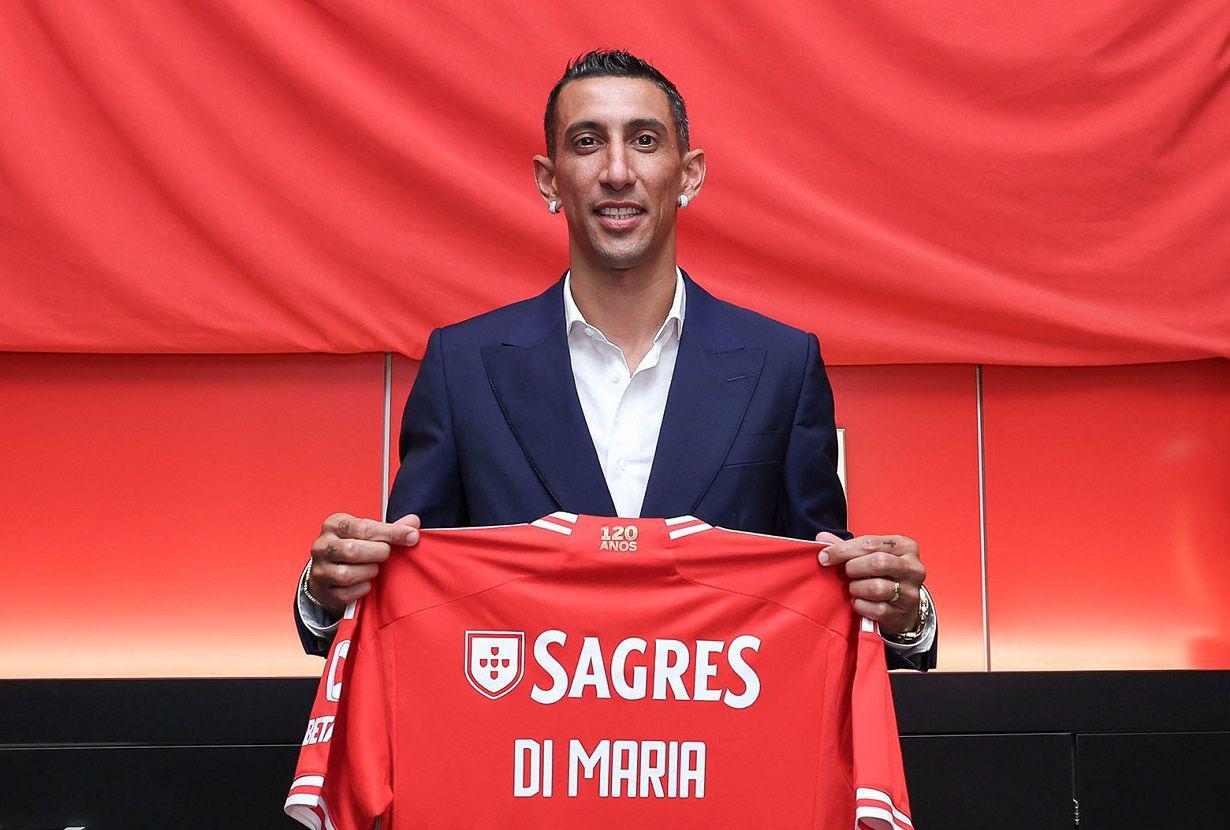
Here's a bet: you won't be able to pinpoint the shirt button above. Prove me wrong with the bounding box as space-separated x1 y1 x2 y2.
611 372 621 384
617 458 629 471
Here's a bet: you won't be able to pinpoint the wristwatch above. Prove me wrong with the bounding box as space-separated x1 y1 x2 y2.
885 585 931 644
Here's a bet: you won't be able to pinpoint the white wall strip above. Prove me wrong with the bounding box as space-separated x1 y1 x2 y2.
381 353 392 522
976 363 990 672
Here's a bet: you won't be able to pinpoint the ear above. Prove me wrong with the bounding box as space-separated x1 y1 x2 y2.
532 154 558 208
679 147 706 204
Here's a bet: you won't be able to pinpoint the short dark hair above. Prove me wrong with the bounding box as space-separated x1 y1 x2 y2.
544 49 690 158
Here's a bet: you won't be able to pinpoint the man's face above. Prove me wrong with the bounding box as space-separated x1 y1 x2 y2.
535 77 701 270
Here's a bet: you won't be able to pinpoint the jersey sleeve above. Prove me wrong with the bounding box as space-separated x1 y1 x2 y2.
852 617 914 830
285 598 393 830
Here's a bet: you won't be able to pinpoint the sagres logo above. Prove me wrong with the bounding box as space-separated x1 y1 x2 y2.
465 630 525 700
599 524 638 552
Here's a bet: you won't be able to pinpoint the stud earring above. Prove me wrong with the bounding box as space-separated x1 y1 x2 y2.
677 194 690 209
548 200 560 214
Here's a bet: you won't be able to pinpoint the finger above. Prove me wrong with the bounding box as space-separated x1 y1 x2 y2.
321 512 356 535
852 598 891 621
884 535 920 562
391 513 422 529
843 550 914 580
327 514 418 546
315 562 380 589
330 581 373 604
313 537 391 566
824 534 922 567
848 577 916 606
821 535 895 567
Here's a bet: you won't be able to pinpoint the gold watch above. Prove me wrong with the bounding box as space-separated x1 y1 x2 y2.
886 586 930 644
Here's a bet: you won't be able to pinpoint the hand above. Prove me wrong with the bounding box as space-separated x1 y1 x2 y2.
815 532 926 636
307 512 421 615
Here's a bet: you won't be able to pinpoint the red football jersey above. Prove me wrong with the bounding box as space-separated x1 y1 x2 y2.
286 513 913 830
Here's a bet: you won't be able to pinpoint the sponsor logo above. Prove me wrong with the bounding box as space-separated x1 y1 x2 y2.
464 630 525 700
464 629 762 709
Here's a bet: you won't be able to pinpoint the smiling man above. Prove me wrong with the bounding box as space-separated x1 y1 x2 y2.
294 49 937 670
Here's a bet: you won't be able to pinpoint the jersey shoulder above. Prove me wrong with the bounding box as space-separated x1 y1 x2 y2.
369 519 568 629
674 525 855 639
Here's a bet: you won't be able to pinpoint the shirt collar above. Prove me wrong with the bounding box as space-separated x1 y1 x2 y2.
563 266 686 344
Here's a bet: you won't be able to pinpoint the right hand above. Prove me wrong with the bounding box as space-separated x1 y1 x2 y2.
306 512 421 616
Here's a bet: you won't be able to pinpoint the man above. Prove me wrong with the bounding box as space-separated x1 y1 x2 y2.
294 50 936 670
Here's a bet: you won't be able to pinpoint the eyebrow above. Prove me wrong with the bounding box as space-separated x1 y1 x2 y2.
564 117 669 140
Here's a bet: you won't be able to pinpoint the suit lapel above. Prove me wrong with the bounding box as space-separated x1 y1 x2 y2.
482 269 762 520
640 272 766 518
481 277 617 517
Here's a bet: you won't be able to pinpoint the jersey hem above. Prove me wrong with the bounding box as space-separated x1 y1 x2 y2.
855 786 913 829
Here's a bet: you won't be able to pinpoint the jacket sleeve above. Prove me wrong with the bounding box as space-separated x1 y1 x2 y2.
385 327 468 527
780 332 938 672
294 327 467 656
780 332 852 542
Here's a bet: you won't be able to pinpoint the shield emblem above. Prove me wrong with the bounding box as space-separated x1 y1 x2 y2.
464 630 525 700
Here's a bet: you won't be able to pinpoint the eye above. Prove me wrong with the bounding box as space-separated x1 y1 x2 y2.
574 135 598 150
635 133 657 148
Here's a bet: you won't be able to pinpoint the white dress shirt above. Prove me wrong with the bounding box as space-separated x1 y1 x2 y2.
300 265 935 658
563 267 685 518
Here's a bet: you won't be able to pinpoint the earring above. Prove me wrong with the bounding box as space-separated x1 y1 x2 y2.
677 194 690 209
548 200 560 214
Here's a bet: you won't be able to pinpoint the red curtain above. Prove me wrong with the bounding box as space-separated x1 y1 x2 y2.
2 1 1226 364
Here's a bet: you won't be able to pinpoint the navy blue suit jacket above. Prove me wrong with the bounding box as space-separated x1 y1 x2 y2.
296 269 937 671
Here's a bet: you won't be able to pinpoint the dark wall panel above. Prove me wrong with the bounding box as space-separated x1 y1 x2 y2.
902 733 1073 830
1077 732 1230 829
0 745 300 830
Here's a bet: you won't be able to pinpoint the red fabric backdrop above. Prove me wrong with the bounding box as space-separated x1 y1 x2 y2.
1 1 1226 364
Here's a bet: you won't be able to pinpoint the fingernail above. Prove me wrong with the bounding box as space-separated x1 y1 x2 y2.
819 551 830 566
404 529 418 545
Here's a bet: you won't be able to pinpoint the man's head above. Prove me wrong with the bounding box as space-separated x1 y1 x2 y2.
542 50 690 159
533 49 705 272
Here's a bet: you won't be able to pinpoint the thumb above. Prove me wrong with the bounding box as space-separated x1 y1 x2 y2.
815 531 844 566
390 513 422 546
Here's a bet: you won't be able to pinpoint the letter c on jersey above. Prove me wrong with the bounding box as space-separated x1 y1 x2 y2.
326 639 350 702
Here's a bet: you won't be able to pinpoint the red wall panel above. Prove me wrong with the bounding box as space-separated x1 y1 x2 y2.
983 359 1230 670
0 353 386 678
9 351 1220 678
829 365 986 672
387 354 419 496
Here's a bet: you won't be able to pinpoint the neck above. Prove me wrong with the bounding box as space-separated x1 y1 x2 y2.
567 239 678 350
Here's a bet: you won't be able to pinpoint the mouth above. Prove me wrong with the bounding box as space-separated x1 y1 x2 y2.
593 203 647 233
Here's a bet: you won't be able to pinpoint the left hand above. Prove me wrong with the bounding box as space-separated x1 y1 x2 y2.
815 533 926 636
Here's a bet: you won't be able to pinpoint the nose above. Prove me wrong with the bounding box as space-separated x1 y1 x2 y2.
599 142 636 191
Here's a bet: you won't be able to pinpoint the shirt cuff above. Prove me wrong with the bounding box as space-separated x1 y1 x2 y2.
297 559 341 637
881 584 937 657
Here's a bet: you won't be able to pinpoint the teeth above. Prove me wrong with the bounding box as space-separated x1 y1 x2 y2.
598 207 642 217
